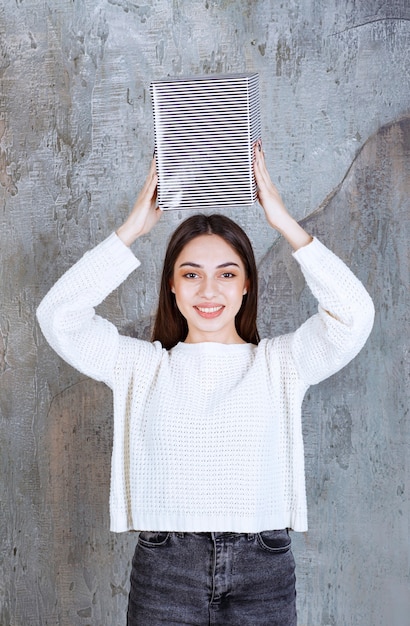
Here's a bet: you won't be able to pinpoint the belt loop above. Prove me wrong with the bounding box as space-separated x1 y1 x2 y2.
247 533 255 541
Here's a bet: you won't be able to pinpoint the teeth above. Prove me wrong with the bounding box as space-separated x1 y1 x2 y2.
197 306 223 313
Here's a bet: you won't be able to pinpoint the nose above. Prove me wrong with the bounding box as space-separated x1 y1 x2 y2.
198 276 218 299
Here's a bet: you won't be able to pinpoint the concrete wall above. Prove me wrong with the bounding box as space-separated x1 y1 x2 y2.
0 1 409 624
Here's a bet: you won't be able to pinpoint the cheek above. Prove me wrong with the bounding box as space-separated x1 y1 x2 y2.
228 285 248 309
172 282 191 308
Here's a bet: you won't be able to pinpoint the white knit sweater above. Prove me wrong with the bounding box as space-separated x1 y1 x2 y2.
37 233 374 533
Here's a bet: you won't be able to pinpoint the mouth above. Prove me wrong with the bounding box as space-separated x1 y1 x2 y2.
194 305 224 319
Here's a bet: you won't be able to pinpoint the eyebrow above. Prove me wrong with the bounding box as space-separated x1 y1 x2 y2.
178 261 241 269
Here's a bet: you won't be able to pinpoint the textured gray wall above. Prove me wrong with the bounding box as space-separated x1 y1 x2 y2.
0 1 409 625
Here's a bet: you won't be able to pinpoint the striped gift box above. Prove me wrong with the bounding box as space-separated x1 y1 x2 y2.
150 72 261 210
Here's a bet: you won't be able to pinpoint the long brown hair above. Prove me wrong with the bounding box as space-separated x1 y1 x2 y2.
152 214 260 349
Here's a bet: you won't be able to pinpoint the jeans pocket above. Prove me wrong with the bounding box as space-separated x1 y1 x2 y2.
138 531 170 548
257 529 291 554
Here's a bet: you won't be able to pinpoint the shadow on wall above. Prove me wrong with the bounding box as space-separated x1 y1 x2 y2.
258 116 409 625
258 116 409 337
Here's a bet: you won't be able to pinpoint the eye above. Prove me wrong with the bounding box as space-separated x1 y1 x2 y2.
183 272 199 279
221 272 235 278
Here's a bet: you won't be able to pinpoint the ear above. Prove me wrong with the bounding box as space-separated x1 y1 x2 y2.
243 279 250 296
169 278 175 294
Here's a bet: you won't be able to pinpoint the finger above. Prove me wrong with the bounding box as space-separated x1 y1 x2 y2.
254 147 272 184
254 147 267 170
253 139 262 154
254 155 270 189
149 155 157 172
140 165 158 200
147 172 158 199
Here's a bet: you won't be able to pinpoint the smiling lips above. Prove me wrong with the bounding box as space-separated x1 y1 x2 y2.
194 305 225 318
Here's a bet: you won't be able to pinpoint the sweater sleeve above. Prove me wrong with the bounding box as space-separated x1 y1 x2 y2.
290 238 375 386
36 233 141 388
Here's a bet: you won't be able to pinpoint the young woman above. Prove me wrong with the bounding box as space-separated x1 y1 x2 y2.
37 143 374 625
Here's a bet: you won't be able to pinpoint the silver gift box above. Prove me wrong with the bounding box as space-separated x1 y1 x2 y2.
150 72 261 210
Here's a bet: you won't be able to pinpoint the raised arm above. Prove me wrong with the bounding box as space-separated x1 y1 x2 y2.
253 140 312 251
37 160 162 385
116 157 162 246
253 141 374 384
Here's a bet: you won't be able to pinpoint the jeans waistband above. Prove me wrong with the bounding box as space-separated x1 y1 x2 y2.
174 532 256 540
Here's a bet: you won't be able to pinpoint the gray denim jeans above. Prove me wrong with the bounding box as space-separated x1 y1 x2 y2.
127 530 297 625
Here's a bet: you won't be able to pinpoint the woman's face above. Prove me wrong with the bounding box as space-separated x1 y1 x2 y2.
170 234 249 344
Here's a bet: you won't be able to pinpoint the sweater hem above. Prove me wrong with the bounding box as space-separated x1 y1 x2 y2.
109 511 308 534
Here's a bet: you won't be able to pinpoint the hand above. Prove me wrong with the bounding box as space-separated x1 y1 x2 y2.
253 140 289 230
253 140 313 250
116 158 162 246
